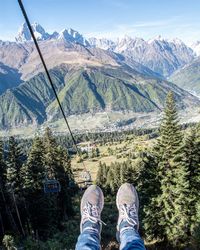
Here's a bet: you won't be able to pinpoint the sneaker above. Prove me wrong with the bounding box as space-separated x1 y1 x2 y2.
80 185 105 234
116 183 139 237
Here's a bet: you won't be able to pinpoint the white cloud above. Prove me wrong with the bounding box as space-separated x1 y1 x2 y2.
84 18 177 40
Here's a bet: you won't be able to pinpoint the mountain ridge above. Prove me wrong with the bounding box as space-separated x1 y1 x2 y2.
13 22 196 78
169 56 200 97
0 22 199 132
0 64 199 129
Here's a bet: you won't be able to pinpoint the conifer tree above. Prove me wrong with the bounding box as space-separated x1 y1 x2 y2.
56 146 73 217
154 91 182 160
21 137 47 236
177 128 200 238
6 137 26 236
95 147 100 157
0 140 6 190
0 140 7 236
6 137 23 194
43 128 59 179
120 161 133 184
102 163 109 186
134 152 161 240
43 128 74 223
144 92 189 246
22 137 45 192
193 201 200 247
96 162 104 187
106 164 117 193
96 162 110 192
113 162 121 188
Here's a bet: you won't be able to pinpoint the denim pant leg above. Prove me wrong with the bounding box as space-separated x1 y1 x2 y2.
119 224 146 250
75 222 101 250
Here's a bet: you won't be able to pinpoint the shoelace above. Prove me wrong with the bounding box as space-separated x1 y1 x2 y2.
119 204 138 227
83 202 106 225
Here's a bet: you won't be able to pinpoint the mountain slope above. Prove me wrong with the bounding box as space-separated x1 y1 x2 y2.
0 40 33 69
169 57 200 97
0 64 199 129
47 65 200 121
90 36 195 77
0 36 161 82
0 23 199 131
0 63 22 94
2 22 195 83
0 66 67 128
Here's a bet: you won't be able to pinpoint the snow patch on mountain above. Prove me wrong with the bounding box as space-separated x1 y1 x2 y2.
58 28 90 46
88 37 116 51
14 22 198 77
88 35 195 76
191 41 200 56
15 22 51 42
15 22 90 47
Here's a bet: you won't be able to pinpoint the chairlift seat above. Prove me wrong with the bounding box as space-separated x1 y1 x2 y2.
44 179 61 193
81 171 91 182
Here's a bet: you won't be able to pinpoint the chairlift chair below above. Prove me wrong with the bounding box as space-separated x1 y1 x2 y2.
44 179 61 193
79 170 92 189
82 170 91 182
69 179 76 188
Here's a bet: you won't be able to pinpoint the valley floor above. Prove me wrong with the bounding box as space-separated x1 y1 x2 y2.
0 108 199 138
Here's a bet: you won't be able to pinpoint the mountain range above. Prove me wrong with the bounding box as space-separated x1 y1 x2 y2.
90 36 195 77
0 22 200 132
14 23 196 77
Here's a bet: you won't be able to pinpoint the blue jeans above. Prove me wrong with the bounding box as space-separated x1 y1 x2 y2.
75 221 145 250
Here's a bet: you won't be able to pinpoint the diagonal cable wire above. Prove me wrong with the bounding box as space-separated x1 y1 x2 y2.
17 0 87 171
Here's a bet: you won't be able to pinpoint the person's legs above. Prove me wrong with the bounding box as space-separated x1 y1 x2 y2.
75 185 104 250
116 183 146 250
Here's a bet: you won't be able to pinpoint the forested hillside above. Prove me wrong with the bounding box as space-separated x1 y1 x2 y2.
0 92 199 249
0 64 199 130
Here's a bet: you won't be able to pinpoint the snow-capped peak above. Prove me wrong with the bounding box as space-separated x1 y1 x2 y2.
15 23 32 42
191 40 200 56
15 22 50 42
31 22 46 35
58 28 90 46
192 40 200 47
115 36 146 53
15 22 90 46
88 37 116 51
168 37 184 45
147 35 167 44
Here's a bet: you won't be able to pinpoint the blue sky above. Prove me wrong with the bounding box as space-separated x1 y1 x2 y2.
1 0 200 44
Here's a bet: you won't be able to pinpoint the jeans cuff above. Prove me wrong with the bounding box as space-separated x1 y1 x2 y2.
82 221 101 234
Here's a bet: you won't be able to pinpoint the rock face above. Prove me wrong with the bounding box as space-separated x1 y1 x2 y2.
13 22 196 77
90 36 195 77
88 37 116 51
58 28 90 46
15 22 51 42
15 22 90 46
0 33 163 82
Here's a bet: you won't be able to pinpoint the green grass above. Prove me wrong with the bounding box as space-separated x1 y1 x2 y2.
71 135 154 183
